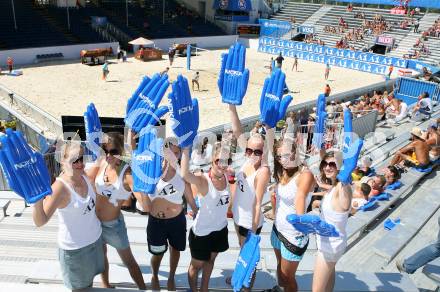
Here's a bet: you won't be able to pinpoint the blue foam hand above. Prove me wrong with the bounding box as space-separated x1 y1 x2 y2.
312 94 328 149
0 129 52 204
131 127 163 194
231 232 261 291
359 197 378 212
218 43 250 105
337 109 363 184
374 192 391 201
168 75 199 147
259 69 293 128
286 214 340 237
84 103 103 161
385 181 402 190
125 74 170 133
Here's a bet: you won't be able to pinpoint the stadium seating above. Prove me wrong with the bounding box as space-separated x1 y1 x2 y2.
0 0 74 49
270 2 323 25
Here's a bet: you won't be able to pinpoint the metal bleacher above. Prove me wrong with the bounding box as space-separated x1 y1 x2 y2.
0 77 438 291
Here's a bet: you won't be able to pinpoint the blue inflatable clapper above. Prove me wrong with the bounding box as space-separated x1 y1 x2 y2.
286 214 340 237
231 232 261 291
0 129 52 203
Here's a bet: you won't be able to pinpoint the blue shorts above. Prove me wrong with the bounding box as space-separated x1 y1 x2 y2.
270 226 308 262
101 214 130 250
59 236 104 290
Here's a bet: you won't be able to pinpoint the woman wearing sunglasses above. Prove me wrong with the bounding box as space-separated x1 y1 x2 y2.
310 156 338 210
87 132 145 289
146 139 198 291
227 105 271 289
270 137 315 292
312 150 352 292
33 141 104 291
181 142 232 292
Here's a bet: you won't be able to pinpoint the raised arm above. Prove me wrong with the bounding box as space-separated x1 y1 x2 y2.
181 148 208 196
252 166 270 232
229 104 243 140
124 169 150 213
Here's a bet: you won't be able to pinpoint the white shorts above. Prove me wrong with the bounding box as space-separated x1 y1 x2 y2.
317 248 345 263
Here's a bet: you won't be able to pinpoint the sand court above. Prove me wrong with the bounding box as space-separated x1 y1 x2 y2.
0 48 384 130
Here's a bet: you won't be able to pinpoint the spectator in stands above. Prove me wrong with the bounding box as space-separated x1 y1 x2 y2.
33 141 105 291
268 135 314 292
324 62 331 80
351 181 371 214
383 165 401 188
290 16 296 25
6 57 13 74
352 156 374 181
181 141 232 292
311 152 339 210
276 52 284 69
387 99 408 125
284 111 298 138
88 133 146 290
424 123 440 162
362 175 386 199
146 139 198 291
292 55 298 72
192 71 200 91
414 19 420 33
347 3 353 12
312 150 354 292
396 217 440 274
192 137 213 168
411 92 433 120
389 127 431 170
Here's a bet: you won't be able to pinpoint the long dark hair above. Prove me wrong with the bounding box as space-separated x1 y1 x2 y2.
273 137 299 184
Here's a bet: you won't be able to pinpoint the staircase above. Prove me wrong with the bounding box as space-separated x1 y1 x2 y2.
388 13 440 65
302 5 333 26
270 1 322 25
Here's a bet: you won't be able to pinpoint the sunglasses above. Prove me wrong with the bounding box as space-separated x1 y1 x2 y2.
320 161 337 169
275 153 291 160
104 148 119 156
72 156 84 164
215 158 232 167
245 148 263 157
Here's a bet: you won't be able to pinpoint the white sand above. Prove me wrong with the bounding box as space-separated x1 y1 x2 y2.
0 49 384 130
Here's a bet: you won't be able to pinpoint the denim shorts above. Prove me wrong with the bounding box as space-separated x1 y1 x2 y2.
270 227 308 262
101 214 130 250
58 236 104 290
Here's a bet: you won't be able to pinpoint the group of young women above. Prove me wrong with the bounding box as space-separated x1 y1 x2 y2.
31 102 355 292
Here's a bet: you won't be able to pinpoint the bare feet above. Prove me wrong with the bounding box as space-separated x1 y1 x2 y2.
167 277 176 291
151 275 161 291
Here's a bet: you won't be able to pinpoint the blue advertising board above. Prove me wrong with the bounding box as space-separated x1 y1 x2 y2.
259 19 291 38
259 37 408 69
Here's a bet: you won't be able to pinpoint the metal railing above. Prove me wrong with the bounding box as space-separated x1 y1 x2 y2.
0 84 62 140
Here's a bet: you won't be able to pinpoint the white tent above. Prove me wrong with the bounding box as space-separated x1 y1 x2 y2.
128 37 155 47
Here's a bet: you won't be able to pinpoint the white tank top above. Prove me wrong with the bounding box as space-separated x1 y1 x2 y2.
316 187 350 254
95 162 132 203
149 170 185 205
56 175 102 250
232 166 265 229
192 173 230 236
275 173 312 244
